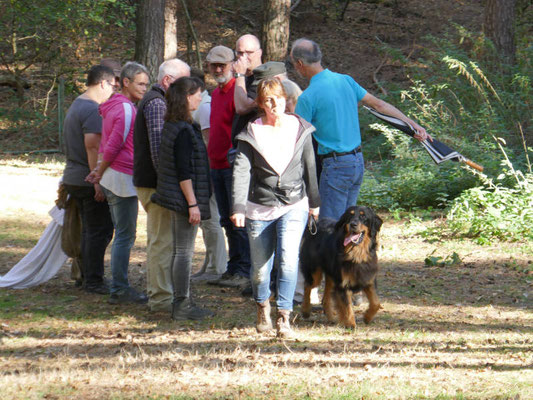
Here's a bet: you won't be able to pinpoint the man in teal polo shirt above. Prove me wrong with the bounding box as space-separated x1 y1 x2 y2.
291 38 430 220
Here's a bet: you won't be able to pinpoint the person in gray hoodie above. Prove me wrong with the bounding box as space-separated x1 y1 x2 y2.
231 78 320 339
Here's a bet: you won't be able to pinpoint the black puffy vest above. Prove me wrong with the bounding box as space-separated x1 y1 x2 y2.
133 86 165 188
151 121 212 220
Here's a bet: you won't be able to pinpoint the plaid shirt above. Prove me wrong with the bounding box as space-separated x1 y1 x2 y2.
143 83 167 170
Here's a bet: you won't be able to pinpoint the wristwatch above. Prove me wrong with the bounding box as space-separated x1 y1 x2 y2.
234 72 245 78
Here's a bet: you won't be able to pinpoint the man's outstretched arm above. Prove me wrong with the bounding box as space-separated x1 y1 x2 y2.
361 92 431 142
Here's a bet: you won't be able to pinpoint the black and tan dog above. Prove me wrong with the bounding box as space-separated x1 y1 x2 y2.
300 206 383 328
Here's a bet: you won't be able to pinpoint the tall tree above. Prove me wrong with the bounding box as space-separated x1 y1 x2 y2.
261 0 291 61
135 0 165 81
164 0 178 60
484 0 516 63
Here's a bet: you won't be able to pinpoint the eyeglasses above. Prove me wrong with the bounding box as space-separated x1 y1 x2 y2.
105 80 117 89
210 63 229 70
235 49 259 57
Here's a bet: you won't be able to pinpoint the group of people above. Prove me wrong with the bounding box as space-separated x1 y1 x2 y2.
62 34 429 338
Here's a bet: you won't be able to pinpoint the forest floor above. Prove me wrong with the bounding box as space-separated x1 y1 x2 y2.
0 156 531 399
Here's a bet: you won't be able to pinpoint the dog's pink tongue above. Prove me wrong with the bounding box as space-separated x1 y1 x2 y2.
344 233 361 246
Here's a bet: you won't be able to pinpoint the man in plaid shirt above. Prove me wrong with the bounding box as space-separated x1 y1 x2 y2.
133 59 191 312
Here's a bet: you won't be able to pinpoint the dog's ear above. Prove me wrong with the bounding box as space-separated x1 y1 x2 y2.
370 213 383 239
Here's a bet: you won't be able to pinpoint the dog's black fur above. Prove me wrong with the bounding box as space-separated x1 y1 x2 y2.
300 206 383 328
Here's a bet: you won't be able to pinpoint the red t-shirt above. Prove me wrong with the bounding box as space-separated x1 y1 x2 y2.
208 78 236 169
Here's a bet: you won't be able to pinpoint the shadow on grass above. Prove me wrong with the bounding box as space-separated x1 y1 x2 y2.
0 335 528 373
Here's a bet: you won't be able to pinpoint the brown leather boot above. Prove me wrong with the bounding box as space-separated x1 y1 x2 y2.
256 300 272 333
276 309 294 339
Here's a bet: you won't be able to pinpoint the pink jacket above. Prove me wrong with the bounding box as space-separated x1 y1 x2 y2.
99 93 136 175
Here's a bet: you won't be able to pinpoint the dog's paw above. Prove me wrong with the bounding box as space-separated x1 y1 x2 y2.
363 311 375 324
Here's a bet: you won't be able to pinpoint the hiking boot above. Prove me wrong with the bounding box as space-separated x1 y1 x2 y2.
172 298 215 321
241 284 253 297
276 309 295 339
207 271 233 286
84 281 110 295
217 274 249 288
256 300 273 333
108 287 148 305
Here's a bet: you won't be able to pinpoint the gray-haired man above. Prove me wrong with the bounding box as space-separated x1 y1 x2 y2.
133 59 191 312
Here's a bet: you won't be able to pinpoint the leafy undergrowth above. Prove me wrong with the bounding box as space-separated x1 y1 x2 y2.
0 158 532 400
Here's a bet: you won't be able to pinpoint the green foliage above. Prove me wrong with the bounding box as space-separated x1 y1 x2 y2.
361 25 531 213
424 251 462 267
446 160 533 244
0 1 110 70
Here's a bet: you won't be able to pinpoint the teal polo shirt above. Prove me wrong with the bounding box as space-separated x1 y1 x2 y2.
296 69 367 155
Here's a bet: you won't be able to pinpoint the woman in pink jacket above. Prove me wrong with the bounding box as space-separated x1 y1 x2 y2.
88 62 150 304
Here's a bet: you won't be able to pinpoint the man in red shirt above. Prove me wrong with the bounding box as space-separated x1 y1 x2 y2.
206 45 251 288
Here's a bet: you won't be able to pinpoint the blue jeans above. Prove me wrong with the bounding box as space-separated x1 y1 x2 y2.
211 168 251 278
102 187 138 294
319 152 364 221
246 208 308 311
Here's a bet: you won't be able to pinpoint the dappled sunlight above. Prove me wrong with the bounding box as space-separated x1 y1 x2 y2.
1 156 531 399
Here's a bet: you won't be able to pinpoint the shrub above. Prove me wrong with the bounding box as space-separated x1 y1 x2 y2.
446 139 532 243
360 25 531 211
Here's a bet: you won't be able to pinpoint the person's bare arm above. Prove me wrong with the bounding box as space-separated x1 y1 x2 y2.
179 179 201 225
84 133 105 201
201 128 210 146
361 92 431 141
233 59 256 115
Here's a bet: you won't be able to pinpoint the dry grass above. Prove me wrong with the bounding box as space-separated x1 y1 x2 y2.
0 156 532 400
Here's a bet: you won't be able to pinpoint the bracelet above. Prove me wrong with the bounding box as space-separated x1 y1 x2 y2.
187 204 198 208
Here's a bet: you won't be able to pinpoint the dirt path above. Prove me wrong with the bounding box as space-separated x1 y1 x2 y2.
0 159 531 399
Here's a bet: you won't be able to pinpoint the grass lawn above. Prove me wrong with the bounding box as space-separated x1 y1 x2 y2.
0 155 531 399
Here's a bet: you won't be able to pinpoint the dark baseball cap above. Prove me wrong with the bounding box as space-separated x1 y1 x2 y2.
252 61 287 85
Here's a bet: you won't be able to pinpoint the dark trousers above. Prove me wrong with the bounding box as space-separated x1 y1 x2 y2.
64 184 114 287
211 168 251 278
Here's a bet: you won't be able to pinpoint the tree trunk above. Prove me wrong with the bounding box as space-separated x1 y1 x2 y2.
135 0 165 81
484 0 516 63
261 0 291 62
164 0 178 60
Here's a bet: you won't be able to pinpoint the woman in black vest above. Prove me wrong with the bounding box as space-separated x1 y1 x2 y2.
152 77 214 321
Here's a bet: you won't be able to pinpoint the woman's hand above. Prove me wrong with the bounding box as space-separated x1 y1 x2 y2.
188 206 201 225
230 213 245 228
309 207 319 220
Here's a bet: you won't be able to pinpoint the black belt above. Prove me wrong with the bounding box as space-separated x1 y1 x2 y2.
320 146 361 160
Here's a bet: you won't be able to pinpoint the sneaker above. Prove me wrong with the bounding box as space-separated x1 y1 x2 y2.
84 282 110 295
172 298 215 321
218 274 249 288
207 271 233 286
108 287 148 305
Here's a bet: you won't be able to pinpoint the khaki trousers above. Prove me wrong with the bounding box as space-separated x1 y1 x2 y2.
136 187 173 311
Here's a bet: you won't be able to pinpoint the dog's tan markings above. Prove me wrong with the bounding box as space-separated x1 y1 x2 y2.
302 268 324 318
344 224 371 264
340 269 357 289
335 290 356 329
323 277 337 323
363 284 381 324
